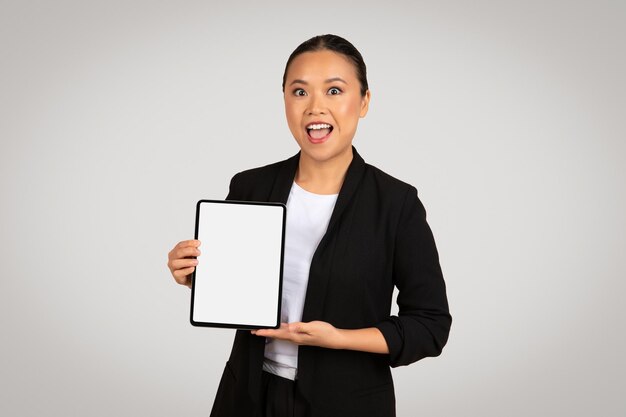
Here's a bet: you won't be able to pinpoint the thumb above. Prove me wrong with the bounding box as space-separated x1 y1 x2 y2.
289 322 306 333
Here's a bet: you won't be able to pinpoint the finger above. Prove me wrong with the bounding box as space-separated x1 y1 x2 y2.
289 322 308 334
177 240 201 249
170 258 199 271
167 257 198 275
173 275 191 287
176 246 202 258
173 267 195 284
173 265 195 277
254 328 281 337
168 241 200 260
170 246 201 261
254 323 289 338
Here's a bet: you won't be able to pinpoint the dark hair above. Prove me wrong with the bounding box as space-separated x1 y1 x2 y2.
282 34 369 97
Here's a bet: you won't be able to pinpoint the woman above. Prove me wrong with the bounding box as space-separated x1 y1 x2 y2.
167 34 451 417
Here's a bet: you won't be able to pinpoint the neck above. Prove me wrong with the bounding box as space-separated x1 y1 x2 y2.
295 148 353 195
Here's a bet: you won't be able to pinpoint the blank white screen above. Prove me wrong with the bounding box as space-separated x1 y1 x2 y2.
192 201 284 328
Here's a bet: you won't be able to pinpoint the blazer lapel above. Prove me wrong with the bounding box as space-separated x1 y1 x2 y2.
326 147 366 236
297 147 366 403
300 146 366 322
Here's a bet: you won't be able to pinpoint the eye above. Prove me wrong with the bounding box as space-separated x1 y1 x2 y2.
328 87 342 95
293 88 307 97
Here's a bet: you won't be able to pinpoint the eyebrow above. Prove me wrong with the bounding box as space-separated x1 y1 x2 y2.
289 77 348 86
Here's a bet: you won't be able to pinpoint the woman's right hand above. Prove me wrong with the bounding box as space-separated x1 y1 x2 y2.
167 240 201 288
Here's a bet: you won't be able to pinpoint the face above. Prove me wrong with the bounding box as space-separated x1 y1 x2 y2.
284 50 370 166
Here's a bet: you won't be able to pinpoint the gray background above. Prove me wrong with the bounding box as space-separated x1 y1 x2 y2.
1 0 624 416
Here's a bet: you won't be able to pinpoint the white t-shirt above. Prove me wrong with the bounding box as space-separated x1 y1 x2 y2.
262 182 338 380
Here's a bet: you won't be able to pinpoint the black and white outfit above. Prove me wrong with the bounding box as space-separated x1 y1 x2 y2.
263 181 338 381
210 148 451 417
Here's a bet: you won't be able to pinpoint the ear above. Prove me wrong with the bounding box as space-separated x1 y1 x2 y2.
359 90 371 118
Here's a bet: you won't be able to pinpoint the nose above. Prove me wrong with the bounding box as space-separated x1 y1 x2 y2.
306 93 326 115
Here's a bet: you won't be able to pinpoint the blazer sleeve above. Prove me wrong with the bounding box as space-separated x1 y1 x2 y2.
374 186 452 367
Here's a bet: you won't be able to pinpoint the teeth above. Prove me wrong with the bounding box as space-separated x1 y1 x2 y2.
307 123 332 130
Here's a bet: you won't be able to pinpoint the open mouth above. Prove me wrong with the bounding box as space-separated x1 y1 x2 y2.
306 123 334 142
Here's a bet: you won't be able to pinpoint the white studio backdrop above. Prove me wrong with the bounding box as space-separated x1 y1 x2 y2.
1 1 624 416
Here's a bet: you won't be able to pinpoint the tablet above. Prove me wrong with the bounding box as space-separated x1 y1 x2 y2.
190 200 286 329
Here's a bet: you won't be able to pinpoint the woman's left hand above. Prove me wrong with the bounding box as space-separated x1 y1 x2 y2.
252 321 345 350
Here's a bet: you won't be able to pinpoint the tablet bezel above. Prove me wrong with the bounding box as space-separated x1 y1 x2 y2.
190 199 286 330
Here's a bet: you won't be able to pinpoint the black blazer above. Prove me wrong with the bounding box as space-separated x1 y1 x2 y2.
210 148 451 417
